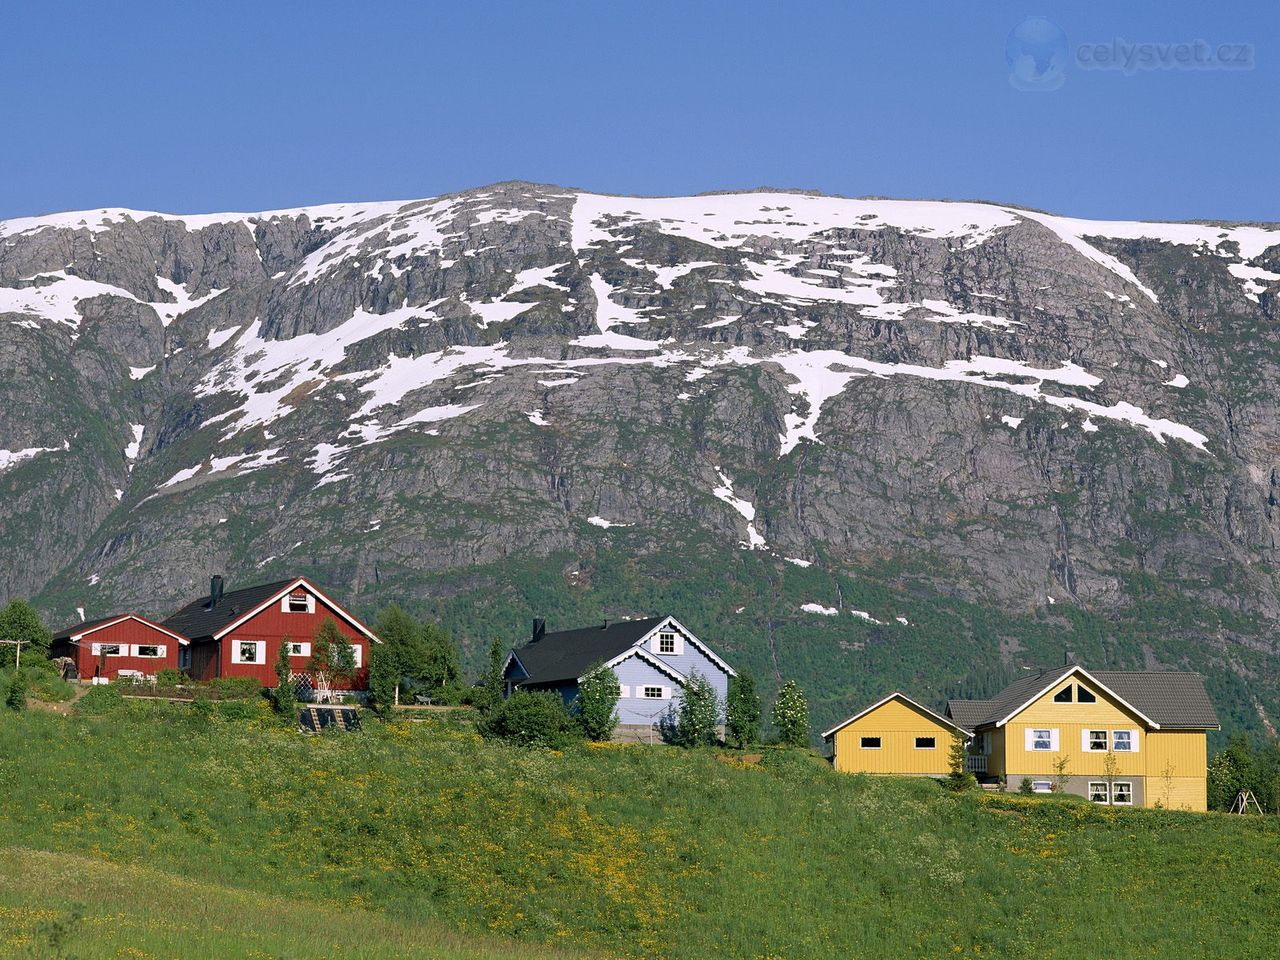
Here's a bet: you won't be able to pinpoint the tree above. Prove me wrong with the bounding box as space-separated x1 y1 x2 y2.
480 690 579 748
272 641 297 717
1208 734 1256 810
674 670 720 747
1102 751 1120 805
476 637 508 715
308 619 357 702
0 599 51 670
575 663 620 741
420 622 461 690
374 604 419 693
772 680 809 747
1050 754 1071 794
725 670 762 749
945 732 976 792
368 643 400 718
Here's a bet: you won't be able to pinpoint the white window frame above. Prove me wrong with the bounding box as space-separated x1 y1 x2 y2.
132 644 166 659
281 592 316 614
232 640 267 664
287 641 312 658
1111 781 1134 806
1053 685 1073 703
1027 728 1058 751
1112 729 1138 753
1076 685 1097 703
652 629 683 657
350 644 362 669
914 736 937 750
1031 780 1053 794
860 736 882 749
91 643 125 657
1088 782 1109 804
641 685 668 700
1085 729 1109 752
617 684 630 699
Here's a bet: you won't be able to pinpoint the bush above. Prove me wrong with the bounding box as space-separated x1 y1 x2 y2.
574 664 620 742
76 684 125 716
726 670 762 749
209 676 265 701
5 671 27 710
480 690 579 748
1018 777 1035 795
772 680 809 747
673 671 720 747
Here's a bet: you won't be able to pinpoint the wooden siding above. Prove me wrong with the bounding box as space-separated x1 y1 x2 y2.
53 619 182 680
1144 731 1208 811
216 590 371 689
1002 678 1149 778
830 698 957 776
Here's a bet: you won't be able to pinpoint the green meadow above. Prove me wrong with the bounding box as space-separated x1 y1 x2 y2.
1 700 1277 960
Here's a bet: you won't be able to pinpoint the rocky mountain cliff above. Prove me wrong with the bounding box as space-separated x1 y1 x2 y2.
4 181 1280 736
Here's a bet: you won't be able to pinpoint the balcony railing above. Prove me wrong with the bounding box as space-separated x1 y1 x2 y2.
965 755 988 774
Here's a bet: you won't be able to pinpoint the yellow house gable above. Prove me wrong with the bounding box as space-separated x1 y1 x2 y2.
825 693 963 776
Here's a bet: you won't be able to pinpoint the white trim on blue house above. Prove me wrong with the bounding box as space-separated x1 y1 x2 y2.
593 647 688 684
635 616 737 678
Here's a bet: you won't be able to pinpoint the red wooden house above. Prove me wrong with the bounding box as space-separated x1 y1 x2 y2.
50 614 189 681
161 575 379 691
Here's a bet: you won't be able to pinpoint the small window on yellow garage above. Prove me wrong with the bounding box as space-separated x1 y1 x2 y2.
914 736 936 749
860 736 881 749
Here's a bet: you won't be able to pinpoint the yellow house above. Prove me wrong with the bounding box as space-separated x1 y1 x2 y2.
823 692 969 777
947 664 1219 811
825 666 1220 812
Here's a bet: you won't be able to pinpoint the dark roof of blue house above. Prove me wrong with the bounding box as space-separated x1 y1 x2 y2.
509 617 665 686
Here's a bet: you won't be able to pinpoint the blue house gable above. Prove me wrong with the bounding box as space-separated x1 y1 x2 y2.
503 615 736 735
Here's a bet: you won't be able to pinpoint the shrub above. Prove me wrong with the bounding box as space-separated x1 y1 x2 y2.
726 670 762 749
772 680 809 747
0 599 52 670
480 690 579 748
673 671 720 747
76 684 125 716
945 732 976 792
575 664 620 741
1019 777 1035 795
5 671 27 710
367 644 398 718
210 676 265 701
272 643 298 718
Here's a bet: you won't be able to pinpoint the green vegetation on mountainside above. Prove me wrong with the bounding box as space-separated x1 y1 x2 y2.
2 706 1278 960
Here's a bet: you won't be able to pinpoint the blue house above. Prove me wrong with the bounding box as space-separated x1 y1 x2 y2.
503 616 737 740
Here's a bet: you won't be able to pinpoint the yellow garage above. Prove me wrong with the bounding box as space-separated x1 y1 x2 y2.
823 692 967 776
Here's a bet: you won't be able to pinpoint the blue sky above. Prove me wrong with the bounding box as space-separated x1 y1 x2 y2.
0 1 1272 221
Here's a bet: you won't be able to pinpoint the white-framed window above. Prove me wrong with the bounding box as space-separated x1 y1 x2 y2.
281 591 315 614
133 644 166 659
860 736 882 749
1086 729 1108 752
642 685 665 700
1027 728 1057 751
92 643 125 657
287 641 312 658
1076 686 1097 703
652 629 683 657
1031 780 1053 793
350 643 362 669
1112 782 1133 805
915 736 936 749
1088 782 1109 804
617 684 630 699
232 640 266 664
1053 686 1072 702
1112 730 1137 752
979 732 992 755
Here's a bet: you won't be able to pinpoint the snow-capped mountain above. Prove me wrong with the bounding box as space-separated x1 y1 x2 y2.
4 181 1280 731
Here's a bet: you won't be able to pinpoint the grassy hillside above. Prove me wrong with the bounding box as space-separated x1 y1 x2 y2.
2 702 1278 959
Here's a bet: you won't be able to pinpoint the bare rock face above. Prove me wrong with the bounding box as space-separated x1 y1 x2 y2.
3 183 1280 733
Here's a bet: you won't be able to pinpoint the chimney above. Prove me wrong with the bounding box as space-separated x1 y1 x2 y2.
531 618 545 644
1064 650 1076 666
210 575 224 608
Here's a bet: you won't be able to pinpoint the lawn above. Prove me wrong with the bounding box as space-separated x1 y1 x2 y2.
1 702 1277 959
